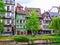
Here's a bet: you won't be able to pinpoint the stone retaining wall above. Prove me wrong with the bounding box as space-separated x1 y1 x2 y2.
0 39 50 45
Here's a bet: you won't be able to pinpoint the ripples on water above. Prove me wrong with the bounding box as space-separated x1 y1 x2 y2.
35 43 60 45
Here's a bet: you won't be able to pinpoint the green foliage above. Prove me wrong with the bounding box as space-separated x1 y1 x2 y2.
0 16 4 34
0 0 6 36
47 17 60 35
50 38 60 43
26 10 41 35
13 36 29 42
31 39 34 45
0 21 4 34
0 0 6 13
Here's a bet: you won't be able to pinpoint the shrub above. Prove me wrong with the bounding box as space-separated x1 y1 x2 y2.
12 35 29 42
50 38 60 43
31 40 34 45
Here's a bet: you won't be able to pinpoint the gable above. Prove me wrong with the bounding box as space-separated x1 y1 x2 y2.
43 16 51 21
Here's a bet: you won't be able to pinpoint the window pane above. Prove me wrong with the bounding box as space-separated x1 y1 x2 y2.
11 6 14 12
7 12 11 17
7 20 10 24
23 20 25 23
17 20 19 23
7 28 10 31
11 0 15 4
20 20 22 24
23 26 25 29
16 25 19 28
6 0 10 4
20 25 23 28
7 6 10 11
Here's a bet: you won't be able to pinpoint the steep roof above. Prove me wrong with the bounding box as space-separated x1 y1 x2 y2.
49 12 59 17
25 7 41 16
17 3 23 8
42 12 51 21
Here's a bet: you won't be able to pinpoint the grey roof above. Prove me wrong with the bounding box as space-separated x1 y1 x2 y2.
49 12 59 17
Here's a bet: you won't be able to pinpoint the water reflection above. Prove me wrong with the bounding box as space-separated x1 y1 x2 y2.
35 43 60 45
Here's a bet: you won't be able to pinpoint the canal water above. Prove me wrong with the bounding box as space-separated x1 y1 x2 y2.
35 43 60 45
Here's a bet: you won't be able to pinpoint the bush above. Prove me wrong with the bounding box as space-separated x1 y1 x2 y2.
50 38 60 43
12 35 29 42
31 40 34 45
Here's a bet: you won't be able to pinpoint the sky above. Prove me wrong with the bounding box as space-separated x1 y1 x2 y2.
15 0 60 13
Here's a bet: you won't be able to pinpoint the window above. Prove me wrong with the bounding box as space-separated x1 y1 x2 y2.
7 12 10 17
11 13 14 18
46 16 48 18
20 15 22 18
6 0 10 4
43 25 47 29
20 20 22 24
11 0 15 4
7 6 10 11
17 31 20 35
17 20 19 23
20 25 23 28
7 28 10 31
23 26 25 29
19 15 25 19
22 15 25 18
11 6 14 11
16 25 19 28
44 21 48 24
24 31 26 35
10 20 11 24
23 20 25 23
21 32 23 35
7 20 10 24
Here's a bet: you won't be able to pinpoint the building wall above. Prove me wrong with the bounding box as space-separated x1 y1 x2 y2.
41 12 54 34
4 27 12 32
15 14 26 35
2 0 15 35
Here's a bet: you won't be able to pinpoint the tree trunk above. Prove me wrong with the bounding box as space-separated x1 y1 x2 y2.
32 31 36 37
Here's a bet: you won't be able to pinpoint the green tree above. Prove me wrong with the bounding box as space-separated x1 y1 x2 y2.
0 0 6 36
47 17 60 36
0 0 6 13
26 10 41 36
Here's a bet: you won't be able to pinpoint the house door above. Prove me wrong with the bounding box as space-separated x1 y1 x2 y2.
27 30 32 35
17 31 20 35
21 32 23 35
12 27 14 35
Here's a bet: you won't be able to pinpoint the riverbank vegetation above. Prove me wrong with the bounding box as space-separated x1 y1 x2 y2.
0 35 60 41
